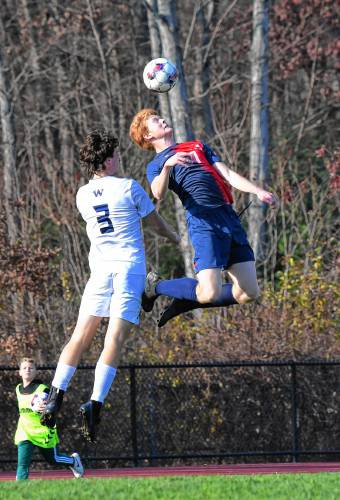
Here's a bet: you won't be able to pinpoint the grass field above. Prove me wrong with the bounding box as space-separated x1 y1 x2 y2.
2 473 340 500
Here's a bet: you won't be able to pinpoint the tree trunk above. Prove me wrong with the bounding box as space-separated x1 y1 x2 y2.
146 0 172 122
156 0 193 143
22 0 56 170
146 0 195 277
57 60 74 185
0 48 18 243
0 46 26 337
191 0 214 139
248 0 269 262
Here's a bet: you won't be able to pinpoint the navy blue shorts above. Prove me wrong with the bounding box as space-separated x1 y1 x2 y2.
186 205 255 273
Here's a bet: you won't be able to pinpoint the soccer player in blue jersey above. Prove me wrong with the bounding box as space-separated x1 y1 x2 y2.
129 109 278 326
40 129 180 441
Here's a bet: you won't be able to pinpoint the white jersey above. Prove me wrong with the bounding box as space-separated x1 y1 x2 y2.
76 176 154 274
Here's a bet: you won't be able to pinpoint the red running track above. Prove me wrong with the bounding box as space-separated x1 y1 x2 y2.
1 463 340 481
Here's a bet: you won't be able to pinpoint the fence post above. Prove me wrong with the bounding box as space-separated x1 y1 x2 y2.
291 363 300 462
129 366 139 466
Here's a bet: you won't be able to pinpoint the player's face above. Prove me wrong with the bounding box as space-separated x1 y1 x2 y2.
19 362 37 384
145 115 172 141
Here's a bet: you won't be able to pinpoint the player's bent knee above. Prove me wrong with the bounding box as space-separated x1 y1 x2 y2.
197 288 221 304
235 286 260 304
243 287 261 303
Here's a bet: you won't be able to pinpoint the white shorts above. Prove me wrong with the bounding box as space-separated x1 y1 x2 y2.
78 272 145 325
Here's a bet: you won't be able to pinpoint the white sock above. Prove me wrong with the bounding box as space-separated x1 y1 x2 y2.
91 362 117 403
52 363 76 391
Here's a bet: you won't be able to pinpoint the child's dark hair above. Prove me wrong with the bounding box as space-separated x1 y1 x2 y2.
79 129 119 179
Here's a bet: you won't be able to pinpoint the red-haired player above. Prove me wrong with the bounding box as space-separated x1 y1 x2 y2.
130 109 278 326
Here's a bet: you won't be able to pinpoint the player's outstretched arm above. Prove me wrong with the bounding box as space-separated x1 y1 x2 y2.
214 161 279 207
143 210 180 245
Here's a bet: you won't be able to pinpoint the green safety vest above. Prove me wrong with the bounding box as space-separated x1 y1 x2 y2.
14 383 59 448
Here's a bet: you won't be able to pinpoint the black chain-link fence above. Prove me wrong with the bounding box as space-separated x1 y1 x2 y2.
1 361 340 470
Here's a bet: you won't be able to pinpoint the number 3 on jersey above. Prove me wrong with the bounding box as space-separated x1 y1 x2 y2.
93 204 114 234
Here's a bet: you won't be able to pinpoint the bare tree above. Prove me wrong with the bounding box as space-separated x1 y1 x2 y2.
189 0 215 139
0 0 338 363
146 0 172 122
156 0 193 142
145 0 195 276
0 48 18 243
248 0 269 262
0 45 28 340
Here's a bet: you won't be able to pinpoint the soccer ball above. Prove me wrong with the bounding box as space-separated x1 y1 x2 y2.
31 392 48 412
143 58 178 93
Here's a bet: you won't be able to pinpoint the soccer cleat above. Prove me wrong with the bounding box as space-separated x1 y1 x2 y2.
80 400 102 443
141 271 161 313
40 387 64 428
69 452 84 478
158 298 200 327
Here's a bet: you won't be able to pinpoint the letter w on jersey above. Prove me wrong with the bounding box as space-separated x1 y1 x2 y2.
93 189 104 197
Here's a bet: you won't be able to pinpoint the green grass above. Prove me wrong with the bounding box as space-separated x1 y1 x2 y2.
2 473 340 500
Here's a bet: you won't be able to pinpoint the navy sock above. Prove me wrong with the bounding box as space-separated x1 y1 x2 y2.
180 283 237 310
156 278 198 301
212 283 237 306
155 279 237 307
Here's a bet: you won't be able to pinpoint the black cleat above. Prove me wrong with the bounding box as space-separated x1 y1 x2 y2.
158 298 200 327
142 271 161 313
141 292 159 313
80 400 102 443
40 387 64 428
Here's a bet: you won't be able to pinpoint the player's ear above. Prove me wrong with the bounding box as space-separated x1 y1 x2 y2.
143 131 152 141
103 157 111 169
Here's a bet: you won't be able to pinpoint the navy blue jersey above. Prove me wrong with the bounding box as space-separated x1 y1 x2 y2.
146 140 233 211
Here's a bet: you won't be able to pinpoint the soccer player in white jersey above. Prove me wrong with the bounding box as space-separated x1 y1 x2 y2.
41 129 180 442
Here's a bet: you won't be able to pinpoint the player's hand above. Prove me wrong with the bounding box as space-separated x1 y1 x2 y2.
36 401 47 413
164 152 192 169
256 189 279 208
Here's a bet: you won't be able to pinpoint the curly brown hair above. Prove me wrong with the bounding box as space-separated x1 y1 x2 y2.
80 129 119 179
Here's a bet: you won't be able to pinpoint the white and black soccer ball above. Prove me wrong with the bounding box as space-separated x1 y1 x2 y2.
31 392 48 412
143 58 178 93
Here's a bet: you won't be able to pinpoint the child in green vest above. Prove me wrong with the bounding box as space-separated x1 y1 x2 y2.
15 357 84 480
